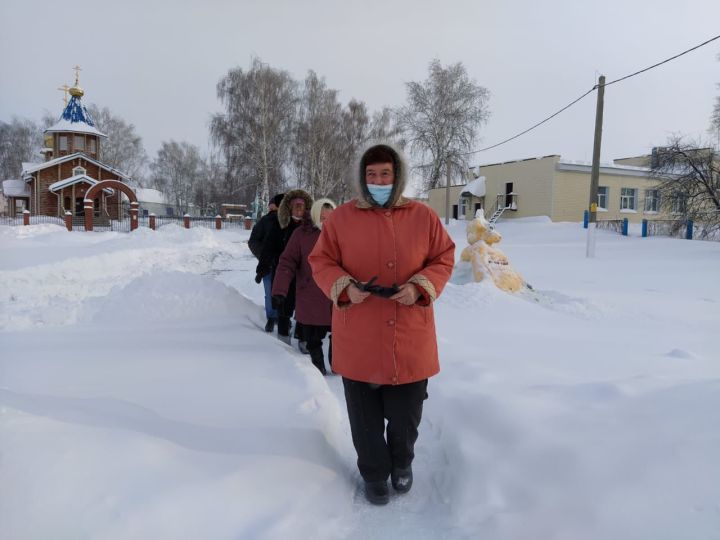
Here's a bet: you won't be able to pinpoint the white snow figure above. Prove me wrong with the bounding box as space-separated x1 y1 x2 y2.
459 210 526 292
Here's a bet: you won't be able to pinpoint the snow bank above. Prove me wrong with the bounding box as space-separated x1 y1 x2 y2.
1 219 719 539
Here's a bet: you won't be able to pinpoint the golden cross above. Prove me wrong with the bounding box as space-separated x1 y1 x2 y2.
73 65 82 86
57 84 70 106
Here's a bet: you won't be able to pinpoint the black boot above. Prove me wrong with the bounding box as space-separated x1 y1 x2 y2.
309 348 327 375
364 480 389 505
391 466 413 494
264 318 276 332
277 316 291 336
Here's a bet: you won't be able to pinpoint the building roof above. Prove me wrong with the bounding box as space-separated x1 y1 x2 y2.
48 174 114 194
134 187 168 204
2 179 30 197
45 95 107 138
461 176 486 197
21 152 131 181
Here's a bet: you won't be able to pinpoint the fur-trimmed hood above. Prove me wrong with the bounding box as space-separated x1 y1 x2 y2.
277 189 313 228
354 141 409 209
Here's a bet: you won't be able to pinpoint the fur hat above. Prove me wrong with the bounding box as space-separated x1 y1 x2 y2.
355 141 408 208
277 189 313 228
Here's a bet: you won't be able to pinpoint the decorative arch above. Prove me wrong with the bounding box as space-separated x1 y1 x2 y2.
84 180 139 231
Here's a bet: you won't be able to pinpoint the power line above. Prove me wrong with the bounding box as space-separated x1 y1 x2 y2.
454 33 720 159
603 34 720 87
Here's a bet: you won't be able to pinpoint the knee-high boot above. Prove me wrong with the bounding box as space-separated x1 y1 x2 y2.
309 347 327 375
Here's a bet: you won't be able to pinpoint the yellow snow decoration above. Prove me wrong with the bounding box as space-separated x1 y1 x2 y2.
460 211 526 292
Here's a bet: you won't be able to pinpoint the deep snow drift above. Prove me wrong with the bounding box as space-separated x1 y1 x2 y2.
1 219 718 539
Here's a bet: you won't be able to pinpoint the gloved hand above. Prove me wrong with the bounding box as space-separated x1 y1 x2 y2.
255 262 270 284
350 276 400 298
271 295 285 309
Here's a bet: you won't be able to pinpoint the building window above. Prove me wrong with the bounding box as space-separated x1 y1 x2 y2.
597 186 608 209
59 136 68 151
458 197 469 219
89 138 96 154
74 136 85 151
142 209 149 217
672 193 687 214
644 189 660 212
166 207 174 217
620 188 637 210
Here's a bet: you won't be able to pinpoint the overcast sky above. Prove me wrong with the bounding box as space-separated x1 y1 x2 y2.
1 0 719 174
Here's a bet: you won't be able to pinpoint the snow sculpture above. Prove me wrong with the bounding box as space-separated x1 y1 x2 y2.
459 210 526 292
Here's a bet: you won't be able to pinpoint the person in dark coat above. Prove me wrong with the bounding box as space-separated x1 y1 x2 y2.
272 198 337 374
250 193 285 332
256 189 313 343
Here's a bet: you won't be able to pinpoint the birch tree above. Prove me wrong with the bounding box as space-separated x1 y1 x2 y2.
396 59 490 193
211 58 297 207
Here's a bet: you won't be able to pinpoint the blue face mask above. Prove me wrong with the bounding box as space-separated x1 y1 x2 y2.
368 184 394 206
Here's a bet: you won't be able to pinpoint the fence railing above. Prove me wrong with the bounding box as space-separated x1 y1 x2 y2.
645 219 687 239
0 213 255 233
596 219 625 235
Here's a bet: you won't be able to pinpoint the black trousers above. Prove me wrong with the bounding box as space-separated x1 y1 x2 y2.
342 377 428 482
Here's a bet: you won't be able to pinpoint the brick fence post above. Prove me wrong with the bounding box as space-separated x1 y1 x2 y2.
184 214 190 229
244 216 252 230
215 215 222 230
84 200 94 231
130 201 139 231
65 211 73 231
22 209 30 226
149 213 156 231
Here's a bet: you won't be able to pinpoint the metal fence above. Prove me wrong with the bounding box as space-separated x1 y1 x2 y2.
646 219 687 239
1 214 253 232
0 215 66 227
596 219 624 234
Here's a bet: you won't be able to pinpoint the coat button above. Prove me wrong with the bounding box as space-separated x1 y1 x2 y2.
385 212 391 217
392 376 398 383
388 320 395 326
387 261 395 268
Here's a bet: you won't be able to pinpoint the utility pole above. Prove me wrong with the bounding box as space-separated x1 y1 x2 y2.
445 155 451 225
586 75 605 258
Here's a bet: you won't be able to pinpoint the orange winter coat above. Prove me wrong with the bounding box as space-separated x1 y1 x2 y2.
309 198 455 385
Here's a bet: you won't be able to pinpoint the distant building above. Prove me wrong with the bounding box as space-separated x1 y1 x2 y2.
129 187 200 218
428 153 673 224
2 69 132 220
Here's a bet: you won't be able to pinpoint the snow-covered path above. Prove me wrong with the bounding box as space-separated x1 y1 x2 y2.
1 220 719 539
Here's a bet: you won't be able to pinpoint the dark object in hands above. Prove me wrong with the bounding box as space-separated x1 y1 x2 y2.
350 276 400 298
271 295 286 309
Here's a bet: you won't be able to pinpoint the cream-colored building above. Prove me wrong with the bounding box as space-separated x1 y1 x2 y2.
428 154 670 224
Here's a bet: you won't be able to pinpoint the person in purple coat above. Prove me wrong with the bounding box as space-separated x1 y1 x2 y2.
272 198 337 374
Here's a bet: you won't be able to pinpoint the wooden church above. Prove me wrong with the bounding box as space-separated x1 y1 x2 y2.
3 68 132 220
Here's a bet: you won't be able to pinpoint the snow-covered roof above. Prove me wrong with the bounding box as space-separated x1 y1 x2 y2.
556 160 651 178
49 174 114 194
558 159 650 172
461 176 486 198
134 188 168 204
45 95 107 138
2 179 30 197
21 153 131 180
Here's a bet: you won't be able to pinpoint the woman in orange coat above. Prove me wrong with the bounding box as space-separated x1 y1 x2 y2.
309 143 455 505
